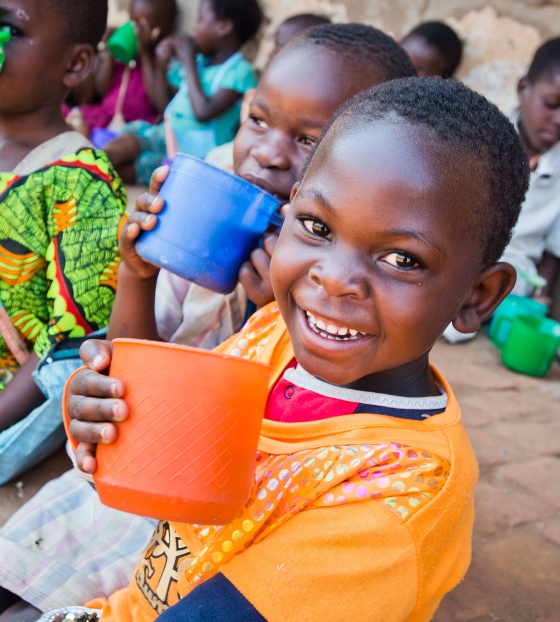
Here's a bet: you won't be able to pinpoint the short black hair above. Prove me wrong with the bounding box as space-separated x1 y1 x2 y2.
46 0 108 49
210 0 263 46
280 13 331 31
289 23 417 83
403 21 463 78
527 36 560 84
308 77 529 269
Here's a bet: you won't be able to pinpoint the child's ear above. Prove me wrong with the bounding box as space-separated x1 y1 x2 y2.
517 76 530 102
62 44 96 90
452 262 517 334
216 19 234 39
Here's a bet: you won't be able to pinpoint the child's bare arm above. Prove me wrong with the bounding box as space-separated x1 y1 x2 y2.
174 37 243 122
537 251 560 298
66 339 128 473
107 166 169 341
0 353 45 431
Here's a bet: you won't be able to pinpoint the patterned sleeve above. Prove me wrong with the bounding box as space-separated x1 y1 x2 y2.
33 149 127 358
219 58 258 95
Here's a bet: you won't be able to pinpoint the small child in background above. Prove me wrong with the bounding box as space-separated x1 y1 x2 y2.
401 20 463 78
66 77 528 621
105 0 262 184
65 0 179 137
205 11 332 173
502 36 560 300
443 37 560 343
0 0 126 477
0 24 416 620
270 12 331 58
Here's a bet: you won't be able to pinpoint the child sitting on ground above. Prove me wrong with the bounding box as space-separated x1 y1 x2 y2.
502 36 560 300
442 37 560 343
0 24 417 620
65 0 179 138
0 0 126 477
105 0 262 185
65 77 528 621
401 20 463 78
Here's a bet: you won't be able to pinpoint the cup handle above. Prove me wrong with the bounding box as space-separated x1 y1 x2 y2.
492 316 513 350
269 213 284 229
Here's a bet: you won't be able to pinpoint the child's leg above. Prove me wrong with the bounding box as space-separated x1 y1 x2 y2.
0 587 18 613
0 598 41 622
104 133 142 170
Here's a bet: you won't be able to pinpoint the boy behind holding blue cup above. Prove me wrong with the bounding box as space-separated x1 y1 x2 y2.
65 78 528 621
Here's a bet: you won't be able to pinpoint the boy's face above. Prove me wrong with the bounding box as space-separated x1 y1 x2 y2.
131 0 173 41
271 120 486 387
0 0 71 114
193 0 222 54
518 71 560 154
401 35 448 78
233 45 380 204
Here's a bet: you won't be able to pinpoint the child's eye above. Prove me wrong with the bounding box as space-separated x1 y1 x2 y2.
298 135 317 148
249 114 268 129
381 252 420 270
299 217 331 238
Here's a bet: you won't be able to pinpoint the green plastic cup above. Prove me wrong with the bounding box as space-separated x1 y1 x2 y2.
488 294 548 350
0 29 11 73
107 21 138 64
501 315 560 377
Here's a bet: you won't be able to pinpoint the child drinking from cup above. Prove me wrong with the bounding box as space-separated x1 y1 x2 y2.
105 0 262 185
64 77 528 622
0 24 416 619
0 0 126 473
65 0 179 139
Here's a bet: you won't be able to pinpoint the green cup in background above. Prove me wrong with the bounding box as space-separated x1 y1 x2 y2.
488 294 548 350
107 21 138 64
501 315 560 377
0 29 11 73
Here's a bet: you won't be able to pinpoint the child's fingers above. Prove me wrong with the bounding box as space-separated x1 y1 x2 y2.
69 418 119 445
148 165 170 195
75 443 98 474
248 246 272 279
68 366 124 400
136 192 165 215
126 211 158 232
79 339 114 372
262 233 279 258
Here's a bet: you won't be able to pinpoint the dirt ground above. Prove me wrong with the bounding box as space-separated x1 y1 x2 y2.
1 330 559 621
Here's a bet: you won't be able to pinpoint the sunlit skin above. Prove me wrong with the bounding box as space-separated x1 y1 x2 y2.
270 119 516 396
401 35 449 78
517 71 560 159
234 44 383 203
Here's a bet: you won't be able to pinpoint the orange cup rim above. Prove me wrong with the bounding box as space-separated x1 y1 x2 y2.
111 337 272 371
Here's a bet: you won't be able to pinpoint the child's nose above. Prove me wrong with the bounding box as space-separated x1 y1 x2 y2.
308 259 369 300
252 132 292 169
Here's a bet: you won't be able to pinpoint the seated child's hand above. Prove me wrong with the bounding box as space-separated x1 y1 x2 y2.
119 165 169 280
66 339 129 474
239 232 278 309
155 36 176 70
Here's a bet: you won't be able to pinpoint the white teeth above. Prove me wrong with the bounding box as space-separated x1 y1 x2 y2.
338 328 348 336
349 329 358 336
316 319 327 331
304 309 367 341
326 324 338 335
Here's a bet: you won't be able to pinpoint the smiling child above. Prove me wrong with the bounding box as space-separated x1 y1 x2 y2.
63 77 528 622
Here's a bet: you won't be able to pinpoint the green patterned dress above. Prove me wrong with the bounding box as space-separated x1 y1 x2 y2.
0 142 127 390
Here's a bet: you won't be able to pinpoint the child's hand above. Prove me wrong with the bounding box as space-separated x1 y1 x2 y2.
239 233 278 309
172 35 198 66
66 340 129 474
119 165 169 280
155 36 176 70
136 17 161 54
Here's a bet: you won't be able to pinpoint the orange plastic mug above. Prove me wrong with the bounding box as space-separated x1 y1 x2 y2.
94 339 271 524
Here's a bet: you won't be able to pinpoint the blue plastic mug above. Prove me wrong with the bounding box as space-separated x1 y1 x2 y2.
136 154 282 294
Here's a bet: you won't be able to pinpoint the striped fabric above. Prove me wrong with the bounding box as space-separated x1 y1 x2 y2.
0 467 156 612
